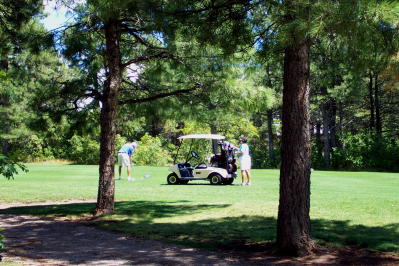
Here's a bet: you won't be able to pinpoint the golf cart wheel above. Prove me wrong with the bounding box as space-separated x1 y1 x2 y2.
223 178 234 185
167 173 180 185
209 173 222 185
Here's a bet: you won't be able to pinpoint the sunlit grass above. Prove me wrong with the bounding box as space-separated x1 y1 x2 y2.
1 164 398 251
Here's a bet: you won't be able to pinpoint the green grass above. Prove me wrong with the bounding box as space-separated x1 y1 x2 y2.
0 163 398 252
0 262 21 266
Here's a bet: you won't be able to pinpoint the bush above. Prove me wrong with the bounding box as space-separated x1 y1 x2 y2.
332 133 399 171
66 135 99 164
0 228 5 250
133 134 172 166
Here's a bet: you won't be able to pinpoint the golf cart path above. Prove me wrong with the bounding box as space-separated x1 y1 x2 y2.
1 201 399 265
0 201 247 265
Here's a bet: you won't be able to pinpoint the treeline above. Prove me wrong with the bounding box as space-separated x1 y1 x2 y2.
6 115 399 172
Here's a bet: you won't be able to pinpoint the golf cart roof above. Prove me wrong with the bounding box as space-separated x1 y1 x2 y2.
178 134 225 140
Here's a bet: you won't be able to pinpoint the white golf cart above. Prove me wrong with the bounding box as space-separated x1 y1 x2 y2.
167 134 237 185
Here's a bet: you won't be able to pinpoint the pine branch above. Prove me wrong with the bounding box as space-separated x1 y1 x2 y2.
121 51 177 67
118 82 203 105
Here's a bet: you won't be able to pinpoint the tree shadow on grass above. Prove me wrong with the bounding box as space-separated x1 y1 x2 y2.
1 201 398 253
312 219 399 252
0 201 230 221
94 215 399 253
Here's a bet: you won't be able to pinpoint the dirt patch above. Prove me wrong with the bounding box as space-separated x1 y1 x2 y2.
1 201 398 265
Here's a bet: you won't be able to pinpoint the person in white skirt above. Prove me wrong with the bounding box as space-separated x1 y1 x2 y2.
235 136 252 186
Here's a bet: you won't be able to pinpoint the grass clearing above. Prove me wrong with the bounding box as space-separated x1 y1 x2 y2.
0 164 398 251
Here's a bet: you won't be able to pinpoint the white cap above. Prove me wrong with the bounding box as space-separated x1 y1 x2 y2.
131 141 138 147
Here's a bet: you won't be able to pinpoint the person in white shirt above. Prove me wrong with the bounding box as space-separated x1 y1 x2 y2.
235 136 252 186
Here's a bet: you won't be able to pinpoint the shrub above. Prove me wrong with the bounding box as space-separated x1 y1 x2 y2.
331 133 399 171
133 134 172 166
0 228 5 250
66 135 99 164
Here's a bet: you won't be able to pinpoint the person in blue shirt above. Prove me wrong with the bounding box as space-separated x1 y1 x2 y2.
235 136 252 186
117 142 138 180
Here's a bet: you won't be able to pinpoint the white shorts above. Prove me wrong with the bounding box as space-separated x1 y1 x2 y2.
118 153 131 167
239 155 251 170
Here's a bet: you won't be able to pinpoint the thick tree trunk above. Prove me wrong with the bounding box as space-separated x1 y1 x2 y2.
368 72 375 131
267 109 275 163
94 19 121 216
374 74 382 135
277 41 316 256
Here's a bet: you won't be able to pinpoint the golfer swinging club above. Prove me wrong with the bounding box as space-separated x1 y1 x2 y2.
117 141 138 181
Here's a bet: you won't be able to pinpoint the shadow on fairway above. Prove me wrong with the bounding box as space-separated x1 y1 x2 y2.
1 202 398 252
0 200 230 221
312 219 399 252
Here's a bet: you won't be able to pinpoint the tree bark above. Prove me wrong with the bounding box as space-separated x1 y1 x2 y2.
330 100 337 148
320 86 337 168
277 41 316 256
267 109 275 164
0 51 9 155
315 122 321 144
94 19 121 216
322 96 331 167
368 72 375 131
210 123 219 154
149 115 164 137
374 74 382 135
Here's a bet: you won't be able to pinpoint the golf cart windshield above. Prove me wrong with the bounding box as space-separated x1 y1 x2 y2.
174 134 225 164
178 134 225 140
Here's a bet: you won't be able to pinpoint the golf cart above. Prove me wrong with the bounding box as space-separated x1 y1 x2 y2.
167 134 237 185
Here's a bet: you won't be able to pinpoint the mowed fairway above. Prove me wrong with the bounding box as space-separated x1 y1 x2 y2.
1 163 398 251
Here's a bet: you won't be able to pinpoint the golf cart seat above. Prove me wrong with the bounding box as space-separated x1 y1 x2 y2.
177 162 193 178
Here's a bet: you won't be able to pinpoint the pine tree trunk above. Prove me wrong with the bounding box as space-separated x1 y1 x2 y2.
210 124 219 154
277 41 316 256
336 101 343 149
267 109 275 164
330 99 337 148
0 52 9 155
374 74 382 135
94 19 121 216
1 140 9 155
316 122 322 146
149 116 164 137
322 99 331 167
369 72 375 131
337 101 343 134
320 86 337 168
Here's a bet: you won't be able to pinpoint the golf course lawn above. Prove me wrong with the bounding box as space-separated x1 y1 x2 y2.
1 163 398 251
